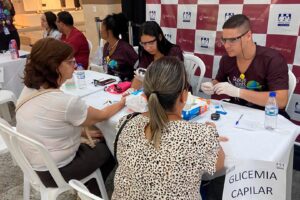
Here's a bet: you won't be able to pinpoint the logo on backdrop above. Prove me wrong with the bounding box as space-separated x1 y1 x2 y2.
225 12 234 21
277 13 291 27
200 37 209 48
149 10 156 21
183 11 192 22
164 33 172 41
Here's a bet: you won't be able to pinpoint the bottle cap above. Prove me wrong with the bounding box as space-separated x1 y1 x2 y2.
269 91 276 97
76 63 83 70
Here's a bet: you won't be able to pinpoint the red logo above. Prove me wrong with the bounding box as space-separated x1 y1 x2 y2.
196 5 219 31
160 5 178 28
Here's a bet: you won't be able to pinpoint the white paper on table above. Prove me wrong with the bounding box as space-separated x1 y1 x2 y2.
0 66 4 83
234 119 258 131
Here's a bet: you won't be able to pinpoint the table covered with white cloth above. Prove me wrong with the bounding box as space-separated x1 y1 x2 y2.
60 70 120 98
82 90 299 200
0 50 29 97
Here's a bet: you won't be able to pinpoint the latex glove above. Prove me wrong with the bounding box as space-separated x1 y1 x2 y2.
134 68 147 82
122 88 136 97
213 82 240 98
201 82 214 95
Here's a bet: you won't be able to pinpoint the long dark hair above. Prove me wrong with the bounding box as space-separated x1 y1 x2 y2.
23 38 73 89
139 21 174 56
102 13 129 42
44 11 58 30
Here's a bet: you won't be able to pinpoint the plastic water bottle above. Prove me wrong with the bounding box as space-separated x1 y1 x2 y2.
264 91 278 130
9 39 19 59
76 64 86 89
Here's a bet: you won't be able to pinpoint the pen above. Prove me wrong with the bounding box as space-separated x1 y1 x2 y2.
221 105 226 112
235 114 244 125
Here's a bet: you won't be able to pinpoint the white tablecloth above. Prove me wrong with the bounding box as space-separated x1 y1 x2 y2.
82 92 299 200
0 50 29 98
61 70 120 98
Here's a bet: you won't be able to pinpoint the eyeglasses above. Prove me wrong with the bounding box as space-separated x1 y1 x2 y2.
139 39 157 47
64 59 76 67
221 30 249 45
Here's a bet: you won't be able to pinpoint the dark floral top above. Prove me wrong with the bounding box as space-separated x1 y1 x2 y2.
0 0 16 34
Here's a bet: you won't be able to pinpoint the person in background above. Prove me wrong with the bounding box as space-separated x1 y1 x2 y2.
0 0 20 51
74 0 81 10
101 13 138 81
57 11 89 69
60 0 66 11
130 21 183 89
201 14 289 117
112 57 225 199
16 38 125 196
41 11 61 40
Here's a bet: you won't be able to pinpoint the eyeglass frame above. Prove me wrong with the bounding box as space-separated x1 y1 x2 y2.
139 38 157 47
221 30 249 45
63 58 76 67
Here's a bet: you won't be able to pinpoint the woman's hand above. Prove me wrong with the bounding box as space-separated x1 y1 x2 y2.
218 136 229 142
119 96 126 107
205 121 216 127
122 87 135 97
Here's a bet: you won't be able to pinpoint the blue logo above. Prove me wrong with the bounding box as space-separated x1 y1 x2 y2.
225 12 234 21
277 13 291 27
200 37 209 48
149 10 156 21
183 11 191 22
164 33 172 41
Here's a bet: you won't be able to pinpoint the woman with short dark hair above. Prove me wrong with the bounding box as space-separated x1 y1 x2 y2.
17 38 124 196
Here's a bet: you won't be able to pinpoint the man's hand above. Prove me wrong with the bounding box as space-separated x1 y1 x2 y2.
201 82 214 95
214 82 240 97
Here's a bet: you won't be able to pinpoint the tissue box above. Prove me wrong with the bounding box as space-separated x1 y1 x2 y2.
182 96 209 120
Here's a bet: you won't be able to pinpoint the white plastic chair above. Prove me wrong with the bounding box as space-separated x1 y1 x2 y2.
183 53 206 96
286 70 296 112
0 90 16 123
0 120 109 200
133 46 138 54
0 118 11 153
69 179 104 200
88 39 93 53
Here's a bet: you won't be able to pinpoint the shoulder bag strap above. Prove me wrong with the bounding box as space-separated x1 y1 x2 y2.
15 89 61 112
114 112 140 161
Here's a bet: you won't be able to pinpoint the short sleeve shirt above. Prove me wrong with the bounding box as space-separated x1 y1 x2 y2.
103 40 138 81
215 45 288 108
112 115 220 200
61 27 90 69
139 45 184 69
16 87 88 171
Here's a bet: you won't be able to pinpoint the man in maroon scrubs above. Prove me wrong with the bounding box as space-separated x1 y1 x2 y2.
201 14 289 117
57 11 90 69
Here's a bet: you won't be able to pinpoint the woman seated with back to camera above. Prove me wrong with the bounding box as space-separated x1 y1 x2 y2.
112 57 225 200
16 38 125 196
101 13 138 81
130 21 183 90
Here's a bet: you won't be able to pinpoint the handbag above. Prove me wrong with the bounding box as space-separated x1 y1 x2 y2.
114 112 140 161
